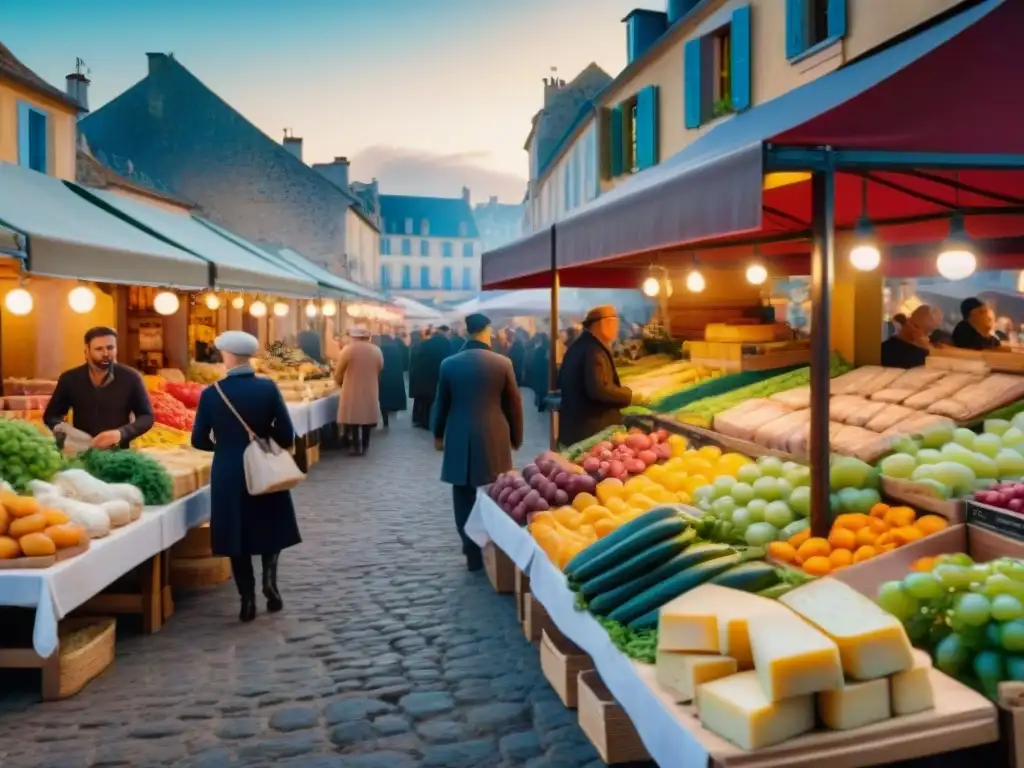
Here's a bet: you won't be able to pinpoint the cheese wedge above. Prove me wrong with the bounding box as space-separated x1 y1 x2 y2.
779 578 915 680
656 651 737 702
890 649 935 716
818 678 891 730
714 591 792 669
748 611 843 701
697 671 815 750
658 584 788 657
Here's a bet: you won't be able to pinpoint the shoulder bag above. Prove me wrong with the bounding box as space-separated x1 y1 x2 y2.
214 382 305 496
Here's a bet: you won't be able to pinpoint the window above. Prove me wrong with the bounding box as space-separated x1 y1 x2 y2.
380 238 391 255
17 102 48 173
684 5 751 128
710 25 732 117
458 222 468 237
442 241 453 258
401 238 411 256
442 267 452 290
807 0 831 48
419 266 430 289
628 101 638 174
380 265 391 290
420 239 430 257
404 217 413 234
401 265 412 289
786 0 846 60
462 267 473 290
462 242 474 258
420 218 430 236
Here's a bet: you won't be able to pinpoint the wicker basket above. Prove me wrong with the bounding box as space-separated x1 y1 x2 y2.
58 617 116 699
171 524 213 560
170 556 231 588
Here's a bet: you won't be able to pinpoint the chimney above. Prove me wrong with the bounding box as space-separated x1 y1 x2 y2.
462 186 471 205
282 129 303 162
313 157 350 191
543 73 565 107
624 10 668 65
489 195 498 205
146 52 171 76
65 71 89 113
666 0 700 24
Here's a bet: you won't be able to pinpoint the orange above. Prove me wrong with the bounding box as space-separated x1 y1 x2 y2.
833 513 871 531
582 505 613 523
915 515 949 535
884 506 916 528
893 525 924 546
789 529 811 548
855 527 879 547
797 537 831 562
628 494 657 512
827 528 857 551
605 497 630 517
675 491 692 505
867 517 890 534
554 506 584 528
594 518 618 538
875 531 896 548
853 545 877 564
911 556 937 572
572 492 599 513
767 541 797 564
578 524 597 542
869 503 890 519
802 556 832 576
829 548 854 568
877 542 897 553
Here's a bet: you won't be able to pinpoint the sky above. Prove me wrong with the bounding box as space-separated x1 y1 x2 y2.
2 0 645 202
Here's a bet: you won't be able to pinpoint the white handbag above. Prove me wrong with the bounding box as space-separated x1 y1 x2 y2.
214 382 305 496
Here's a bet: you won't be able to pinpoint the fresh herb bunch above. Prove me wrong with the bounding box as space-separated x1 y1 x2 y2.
80 448 173 506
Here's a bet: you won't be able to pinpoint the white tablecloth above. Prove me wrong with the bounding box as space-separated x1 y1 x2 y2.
287 402 311 436
465 492 536 572
287 393 339 437
0 489 210 658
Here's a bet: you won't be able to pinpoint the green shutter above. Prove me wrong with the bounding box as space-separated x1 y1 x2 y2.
683 39 702 129
635 86 658 170
609 105 624 177
731 5 752 112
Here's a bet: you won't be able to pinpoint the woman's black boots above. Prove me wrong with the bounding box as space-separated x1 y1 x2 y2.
262 552 283 613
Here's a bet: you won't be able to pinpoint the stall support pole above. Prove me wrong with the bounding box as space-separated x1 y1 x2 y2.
548 226 559 452
809 169 835 539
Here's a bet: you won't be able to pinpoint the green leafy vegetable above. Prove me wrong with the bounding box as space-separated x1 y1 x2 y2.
597 617 657 663
80 448 173 505
0 419 64 492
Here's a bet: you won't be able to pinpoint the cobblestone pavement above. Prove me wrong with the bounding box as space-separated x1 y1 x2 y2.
0 399 630 768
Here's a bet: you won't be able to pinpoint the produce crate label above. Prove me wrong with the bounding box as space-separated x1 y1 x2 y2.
965 501 1024 541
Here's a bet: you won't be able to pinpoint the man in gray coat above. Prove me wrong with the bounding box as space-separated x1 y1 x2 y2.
432 313 524 571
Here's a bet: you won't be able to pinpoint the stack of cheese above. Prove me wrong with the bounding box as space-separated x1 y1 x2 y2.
654 579 935 751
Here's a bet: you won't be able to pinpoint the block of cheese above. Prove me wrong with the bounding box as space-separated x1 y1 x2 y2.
656 651 737 702
890 649 935 716
697 671 815 750
748 611 843 701
779 578 914 680
714 590 793 669
705 323 791 344
818 677 891 730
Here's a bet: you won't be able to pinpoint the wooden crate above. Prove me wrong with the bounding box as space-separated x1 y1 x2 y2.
515 567 531 623
540 627 593 709
1000 683 1024 767
577 670 649 764
484 542 515 594
523 593 553 644
307 443 321 467
171 524 212 560
170 556 231 588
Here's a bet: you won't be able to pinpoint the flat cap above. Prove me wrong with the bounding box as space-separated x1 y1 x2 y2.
465 313 491 335
583 304 617 325
214 331 260 356
437 324 451 332
350 326 371 339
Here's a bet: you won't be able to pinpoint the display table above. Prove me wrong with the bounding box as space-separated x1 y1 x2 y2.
465 491 536 572
287 392 340 437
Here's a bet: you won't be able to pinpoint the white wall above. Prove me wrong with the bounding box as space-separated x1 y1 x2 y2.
346 208 380 289
523 119 598 233
380 234 480 300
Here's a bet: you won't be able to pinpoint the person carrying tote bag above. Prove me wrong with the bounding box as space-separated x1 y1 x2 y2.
191 331 303 623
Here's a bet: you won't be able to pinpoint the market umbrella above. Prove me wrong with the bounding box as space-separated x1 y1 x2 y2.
394 296 445 322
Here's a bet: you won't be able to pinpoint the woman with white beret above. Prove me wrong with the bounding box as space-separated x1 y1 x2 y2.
191 331 302 622
334 327 384 455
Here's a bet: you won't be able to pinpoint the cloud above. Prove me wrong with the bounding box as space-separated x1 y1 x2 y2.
350 146 526 204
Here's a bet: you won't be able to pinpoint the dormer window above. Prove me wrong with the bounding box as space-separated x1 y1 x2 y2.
458 222 468 237
404 217 413 234
420 219 430 236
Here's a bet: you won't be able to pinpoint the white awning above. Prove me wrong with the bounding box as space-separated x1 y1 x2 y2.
73 186 318 297
394 296 445 321
0 163 209 287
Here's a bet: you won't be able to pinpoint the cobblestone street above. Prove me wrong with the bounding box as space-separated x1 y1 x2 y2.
0 402 613 768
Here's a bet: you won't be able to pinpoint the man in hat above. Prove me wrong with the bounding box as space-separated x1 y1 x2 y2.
432 313 523 571
952 297 1003 351
557 305 633 447
410 324 453 428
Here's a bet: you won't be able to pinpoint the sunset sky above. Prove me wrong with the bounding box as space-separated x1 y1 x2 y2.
3 0 644 201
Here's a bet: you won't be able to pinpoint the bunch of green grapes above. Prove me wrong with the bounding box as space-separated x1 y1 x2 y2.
877 554 1024 699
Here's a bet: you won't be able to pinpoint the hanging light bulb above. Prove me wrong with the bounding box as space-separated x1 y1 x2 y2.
4 287 32 316
153 291 180 315
67 285 97 314
746 264 768 285
641 276 660 297
249 300 267 318
305 302 319 318
231 295 245 310
204 292 221 310
686 269 705 293
273 301 289 317
936 213 977 281
321 299 337 317
849 217 881 272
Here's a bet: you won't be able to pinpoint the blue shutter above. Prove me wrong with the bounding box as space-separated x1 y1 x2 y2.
683 39 702 129
16 102 31 169
443 267 452 290
828 0 847 39
786 0 805 58
27 110 47 173
420 266 430 288
380 265 389 290
731 5 752 112
401 265 411 289
462 267 472 289
635 86 659 170
609 105 624 177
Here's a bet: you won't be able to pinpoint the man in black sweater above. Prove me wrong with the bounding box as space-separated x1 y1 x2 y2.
43 326 155 449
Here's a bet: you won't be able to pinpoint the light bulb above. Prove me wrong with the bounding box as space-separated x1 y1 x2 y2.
305 302 318 318
273 301 289 317
746 264 768 285
4 288 32 316
849 244 881 271
641 277 660 297
249 300 267 318
322 300 337 317
204 293 221 310
936 248 977 281
153 291 180 316
231 295 245 310
68 286 96 314
686 270 705 293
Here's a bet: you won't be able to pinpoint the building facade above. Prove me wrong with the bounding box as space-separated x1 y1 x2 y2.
378 189 481 304
473 196 525 254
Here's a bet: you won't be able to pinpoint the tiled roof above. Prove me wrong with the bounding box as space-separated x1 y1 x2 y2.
79 53 354 269
0 41 80 110
379 195 480 239
535 63 611 178
76 146 193 208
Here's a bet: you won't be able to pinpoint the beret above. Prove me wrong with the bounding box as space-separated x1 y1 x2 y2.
214 331 259 356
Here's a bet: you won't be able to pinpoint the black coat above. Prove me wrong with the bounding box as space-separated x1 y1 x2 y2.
396 339 410 371
530 342 550 397
431 340 524 487
190 369 301 557
556 330 632 447
377 336 408 413
410 334 452 399
508 341 527 385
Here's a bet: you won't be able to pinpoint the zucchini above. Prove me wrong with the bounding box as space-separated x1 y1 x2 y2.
758 582 797 600
579 528 697 601
608 552 743 625
708 561 780 593
627 609 659 631
564 506 680 577
570 517 690 585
